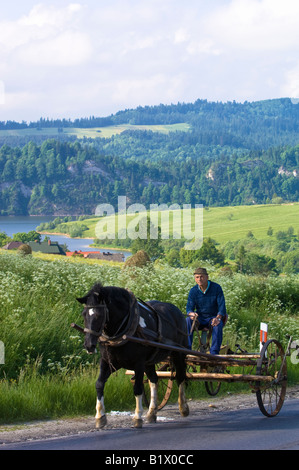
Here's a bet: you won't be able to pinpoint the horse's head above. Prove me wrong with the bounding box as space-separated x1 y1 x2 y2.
77 283 109 354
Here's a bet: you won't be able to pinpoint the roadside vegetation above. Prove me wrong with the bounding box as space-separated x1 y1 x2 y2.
0 250 298 423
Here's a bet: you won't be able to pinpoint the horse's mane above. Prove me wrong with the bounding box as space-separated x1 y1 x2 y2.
91 282 104 295
90 283 131 304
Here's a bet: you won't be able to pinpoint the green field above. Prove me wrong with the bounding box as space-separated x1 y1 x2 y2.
202 204 299 243
0 123 191 140
51 203 299 246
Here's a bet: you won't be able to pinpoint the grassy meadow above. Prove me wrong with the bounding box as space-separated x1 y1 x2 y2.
0 249 299 423
42 202 299 245
202 203 299 243
0 123 190 140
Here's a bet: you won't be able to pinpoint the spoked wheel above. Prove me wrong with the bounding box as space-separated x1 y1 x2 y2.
204 366 222 396
256 339 287 417
143 363 174 411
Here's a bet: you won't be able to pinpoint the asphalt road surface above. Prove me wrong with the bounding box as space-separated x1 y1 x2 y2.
2 399 299 451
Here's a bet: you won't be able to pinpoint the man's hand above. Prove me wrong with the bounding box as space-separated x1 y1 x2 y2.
188 312 198 320
211 315 222 327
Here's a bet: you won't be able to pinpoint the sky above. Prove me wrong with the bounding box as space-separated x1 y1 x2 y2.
0 0 299 122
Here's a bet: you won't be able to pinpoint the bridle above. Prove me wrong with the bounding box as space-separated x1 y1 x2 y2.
83 302 109 337
83 293 140 346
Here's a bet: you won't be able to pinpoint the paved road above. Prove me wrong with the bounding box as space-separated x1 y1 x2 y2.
2 399 299 451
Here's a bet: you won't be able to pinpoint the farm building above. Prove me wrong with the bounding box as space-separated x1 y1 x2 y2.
28 239 66 256
2 241 24 250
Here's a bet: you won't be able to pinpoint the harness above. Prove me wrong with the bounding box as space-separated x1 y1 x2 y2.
83 302 109 337
136 297 163 342
84 292 188 352
84 294 140 347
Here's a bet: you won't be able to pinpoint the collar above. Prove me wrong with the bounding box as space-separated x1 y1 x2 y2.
198 280 210 294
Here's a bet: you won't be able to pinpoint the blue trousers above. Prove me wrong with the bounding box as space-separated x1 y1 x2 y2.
186 316 223 355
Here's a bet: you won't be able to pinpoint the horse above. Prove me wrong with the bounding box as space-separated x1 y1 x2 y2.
76 282 189 429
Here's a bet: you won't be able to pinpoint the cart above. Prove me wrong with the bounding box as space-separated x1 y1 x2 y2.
71 321 294 418
125 324 294 418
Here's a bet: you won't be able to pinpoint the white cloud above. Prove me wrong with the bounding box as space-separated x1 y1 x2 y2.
0 0 299 121
20 3 83 28
204 0 299 52
0 81 5 105
174 28 190 45
186 39 222 57
112 75 168 104
281 62 299 98
0 3 87 54
112 74 184 109
17 31 92 67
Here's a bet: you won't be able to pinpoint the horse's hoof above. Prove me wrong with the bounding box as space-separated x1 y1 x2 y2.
134 419 143 428
180 405 189 417
96 415 107 429
146 413 157 423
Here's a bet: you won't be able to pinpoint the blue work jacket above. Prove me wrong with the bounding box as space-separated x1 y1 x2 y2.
186 281 227 321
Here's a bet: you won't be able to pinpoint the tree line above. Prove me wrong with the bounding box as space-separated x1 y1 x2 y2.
0 138 298 216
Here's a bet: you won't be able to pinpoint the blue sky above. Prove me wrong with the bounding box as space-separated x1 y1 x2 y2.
0 0 298 122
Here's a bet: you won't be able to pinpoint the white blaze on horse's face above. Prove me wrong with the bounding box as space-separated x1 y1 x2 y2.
89 308 96 316
139 317 146 328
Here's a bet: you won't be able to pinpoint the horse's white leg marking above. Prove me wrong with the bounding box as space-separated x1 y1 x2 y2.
178 381 189 417
95 397 107 429
134 395 143 428
146 381 158 423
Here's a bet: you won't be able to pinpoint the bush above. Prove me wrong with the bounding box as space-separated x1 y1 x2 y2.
179 238 225 268
124 250 151 268
17 244 32 256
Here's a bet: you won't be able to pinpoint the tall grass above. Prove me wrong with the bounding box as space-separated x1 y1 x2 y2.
0 365 136 424
0 251 299 423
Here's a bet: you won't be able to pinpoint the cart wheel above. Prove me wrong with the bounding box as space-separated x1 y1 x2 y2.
143 363 174 411
256 339 287 417
204 366 222 396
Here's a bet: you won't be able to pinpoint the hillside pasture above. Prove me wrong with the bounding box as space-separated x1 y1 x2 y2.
45 203 299 246
0 123 191 140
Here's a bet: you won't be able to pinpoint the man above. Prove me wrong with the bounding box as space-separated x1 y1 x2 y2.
186 267 227 354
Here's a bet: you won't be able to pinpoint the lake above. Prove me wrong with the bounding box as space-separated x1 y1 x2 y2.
0 216 131 258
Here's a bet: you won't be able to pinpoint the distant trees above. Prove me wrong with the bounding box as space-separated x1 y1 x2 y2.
223 226 299 275
0 231 11 247
243 252 277 276
12 231 41 243
131 217 164 261
167 238 225 269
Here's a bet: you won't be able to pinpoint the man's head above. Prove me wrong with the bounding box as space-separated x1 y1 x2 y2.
193 267 209 290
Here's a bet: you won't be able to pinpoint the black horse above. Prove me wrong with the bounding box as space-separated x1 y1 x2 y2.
77 282 189 429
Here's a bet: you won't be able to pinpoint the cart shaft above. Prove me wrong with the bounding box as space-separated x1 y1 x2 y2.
126 370 274 383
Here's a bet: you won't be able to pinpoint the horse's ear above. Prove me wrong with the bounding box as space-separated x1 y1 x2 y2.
77 295 88 304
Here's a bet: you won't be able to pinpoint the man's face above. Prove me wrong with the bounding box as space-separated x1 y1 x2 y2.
194 274 209 289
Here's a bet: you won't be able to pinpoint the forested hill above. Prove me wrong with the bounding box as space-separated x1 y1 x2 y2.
0 97 299 215
109 98 299 150
1 97 299 151
0 138 298 216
